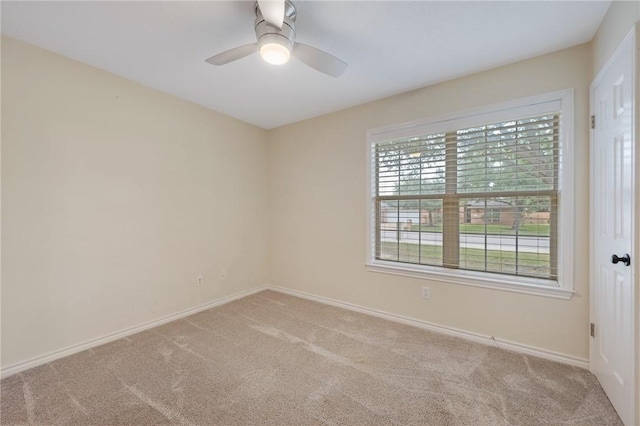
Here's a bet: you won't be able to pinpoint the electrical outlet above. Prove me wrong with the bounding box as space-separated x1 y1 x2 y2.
421 286 430 299
219 270 227 281
196 275 203 287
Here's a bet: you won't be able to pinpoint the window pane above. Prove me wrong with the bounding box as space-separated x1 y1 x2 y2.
378 200 399 261
376 199 443 266
458 196 553 278
418 199 443 266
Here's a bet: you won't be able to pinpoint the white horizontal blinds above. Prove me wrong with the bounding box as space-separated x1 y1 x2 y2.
375 134 446 197
373 112 560 279
456 115 559 194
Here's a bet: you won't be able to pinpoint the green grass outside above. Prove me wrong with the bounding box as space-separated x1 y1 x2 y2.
378 241 551 278
412 223 550 236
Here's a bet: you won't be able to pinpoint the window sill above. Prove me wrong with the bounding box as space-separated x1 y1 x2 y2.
365 261 574 300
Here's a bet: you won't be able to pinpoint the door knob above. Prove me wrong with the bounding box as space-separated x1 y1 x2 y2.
611 254 631 266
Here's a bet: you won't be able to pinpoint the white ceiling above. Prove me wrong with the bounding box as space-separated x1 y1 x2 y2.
2 1 610 129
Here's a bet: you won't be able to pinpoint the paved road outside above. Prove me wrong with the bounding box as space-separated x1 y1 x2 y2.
381 230 550 254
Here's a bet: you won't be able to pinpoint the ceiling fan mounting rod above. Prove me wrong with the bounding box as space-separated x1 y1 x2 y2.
255 0 296 54
255 1 297 22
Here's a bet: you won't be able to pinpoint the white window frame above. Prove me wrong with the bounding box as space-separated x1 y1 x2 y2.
365 90 575 299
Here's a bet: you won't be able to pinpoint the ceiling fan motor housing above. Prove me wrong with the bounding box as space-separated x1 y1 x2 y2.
255 1 296 53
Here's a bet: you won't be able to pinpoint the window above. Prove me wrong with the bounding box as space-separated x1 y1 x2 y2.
366 91 574 299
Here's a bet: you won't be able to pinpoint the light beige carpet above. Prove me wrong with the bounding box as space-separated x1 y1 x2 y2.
1 290 621 425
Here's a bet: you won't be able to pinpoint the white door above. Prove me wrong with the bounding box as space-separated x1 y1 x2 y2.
590 31 636 426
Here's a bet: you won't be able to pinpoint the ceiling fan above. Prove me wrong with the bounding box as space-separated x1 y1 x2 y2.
205 0 347 78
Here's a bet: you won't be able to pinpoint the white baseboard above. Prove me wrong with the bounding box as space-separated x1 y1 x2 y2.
1 286 267 379
266 284 589 369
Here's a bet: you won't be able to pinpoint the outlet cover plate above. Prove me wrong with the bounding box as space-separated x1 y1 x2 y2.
421 286 430 299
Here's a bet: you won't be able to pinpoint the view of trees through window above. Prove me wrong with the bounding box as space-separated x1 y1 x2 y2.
373 114 559 279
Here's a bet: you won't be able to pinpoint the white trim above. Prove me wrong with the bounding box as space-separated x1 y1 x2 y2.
635 24 640 426
636 23 640 426
267 284 588 369
365 262 574 300
0 286 267 379
367 90 568 143
366 89 575 298
592 27 637 88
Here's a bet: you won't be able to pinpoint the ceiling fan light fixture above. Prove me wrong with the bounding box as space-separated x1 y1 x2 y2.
206 0 348 77
260 42 291 65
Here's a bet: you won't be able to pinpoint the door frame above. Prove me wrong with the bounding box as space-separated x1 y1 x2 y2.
589 24 639 425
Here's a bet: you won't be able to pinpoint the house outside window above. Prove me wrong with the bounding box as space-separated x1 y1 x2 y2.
366 91 574 299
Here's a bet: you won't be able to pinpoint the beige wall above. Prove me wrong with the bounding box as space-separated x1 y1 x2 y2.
1 37 269 368
268 43 592 360
592 0 640 75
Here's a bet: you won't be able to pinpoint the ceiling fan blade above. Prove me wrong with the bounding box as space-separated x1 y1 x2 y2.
257 0 284 29
205 43 258 66
293 43 348 78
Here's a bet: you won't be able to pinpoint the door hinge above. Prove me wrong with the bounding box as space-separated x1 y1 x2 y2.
591 115 596 129
590 322 595 338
